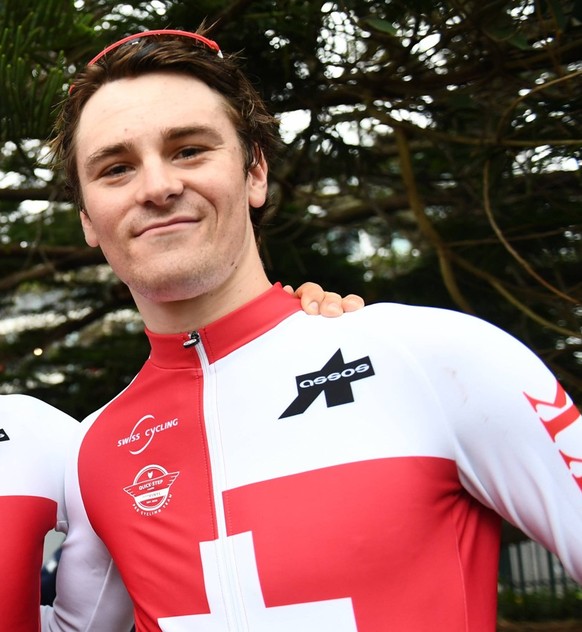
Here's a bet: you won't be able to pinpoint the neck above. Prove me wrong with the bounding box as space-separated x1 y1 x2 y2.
132 267 272 334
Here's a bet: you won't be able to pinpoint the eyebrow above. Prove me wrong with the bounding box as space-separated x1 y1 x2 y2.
82 125 225 175
83 141 134 175
164 125 224 144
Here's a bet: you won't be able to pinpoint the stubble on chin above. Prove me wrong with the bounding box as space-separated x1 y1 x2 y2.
127 255 233 304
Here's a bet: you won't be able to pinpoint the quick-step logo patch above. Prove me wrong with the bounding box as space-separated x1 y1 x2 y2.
280 349 374 418
123 464 179 515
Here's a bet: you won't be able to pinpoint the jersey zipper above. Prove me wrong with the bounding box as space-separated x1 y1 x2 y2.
188 331 247 630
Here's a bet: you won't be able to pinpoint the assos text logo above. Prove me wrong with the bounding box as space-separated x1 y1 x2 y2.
280 348 374 418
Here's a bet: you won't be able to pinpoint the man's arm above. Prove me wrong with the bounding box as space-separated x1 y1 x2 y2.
396 304 582 582
41 440 134 632
41 542 134 632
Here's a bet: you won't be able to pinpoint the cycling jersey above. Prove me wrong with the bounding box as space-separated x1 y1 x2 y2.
0 394 74 631
0 394 133 632
58 283 582 631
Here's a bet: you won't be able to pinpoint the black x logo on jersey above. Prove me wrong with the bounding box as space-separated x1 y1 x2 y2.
279 349 375 419
0 428 10 442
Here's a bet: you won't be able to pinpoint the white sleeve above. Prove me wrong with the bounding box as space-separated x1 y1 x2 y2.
41 431 134 632
401 306 582 582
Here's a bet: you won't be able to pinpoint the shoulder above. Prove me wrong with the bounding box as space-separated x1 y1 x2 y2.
337 301 516 344
319 302 548 379
0 394 78 432
293 300 530 355
0 396 77 499
363 301 496 330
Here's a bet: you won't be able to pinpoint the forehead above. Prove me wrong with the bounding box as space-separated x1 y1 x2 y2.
75 72 234 154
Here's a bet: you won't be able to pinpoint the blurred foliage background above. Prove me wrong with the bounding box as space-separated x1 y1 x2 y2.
0 0 581 419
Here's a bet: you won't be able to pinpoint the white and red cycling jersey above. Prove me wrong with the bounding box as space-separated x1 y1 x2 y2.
0 394 133 632
58 284 582 631
0 395 75 632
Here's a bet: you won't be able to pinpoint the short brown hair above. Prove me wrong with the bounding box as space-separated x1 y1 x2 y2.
50 29 281 235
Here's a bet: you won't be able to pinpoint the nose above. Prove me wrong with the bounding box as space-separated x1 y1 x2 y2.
135 157 184 208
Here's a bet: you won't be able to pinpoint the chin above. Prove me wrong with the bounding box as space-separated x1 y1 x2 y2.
129 262 232 304
134 278 214 304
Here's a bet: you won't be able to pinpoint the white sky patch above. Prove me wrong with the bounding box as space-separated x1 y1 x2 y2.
0 171 25 187
20 200 50 215
278 110 311 143
348 230 413 262
411 33 440 56
0 313 69 335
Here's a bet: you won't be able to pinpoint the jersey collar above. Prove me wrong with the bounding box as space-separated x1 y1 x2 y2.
145 283 301 368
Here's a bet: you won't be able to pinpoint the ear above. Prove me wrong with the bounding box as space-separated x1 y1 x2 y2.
79 210 100 248
247 151 268 209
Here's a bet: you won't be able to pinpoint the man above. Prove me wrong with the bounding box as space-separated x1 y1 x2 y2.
49 29 582 631
0 297 354 632
2 40 361 632
2 297 360 632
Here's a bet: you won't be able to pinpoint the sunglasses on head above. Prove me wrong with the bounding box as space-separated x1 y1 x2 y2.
87 29 222 65
69 29 222 94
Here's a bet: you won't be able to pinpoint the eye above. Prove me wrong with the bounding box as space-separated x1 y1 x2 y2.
104 164 130 176
97 162 132 180
175 146 205 160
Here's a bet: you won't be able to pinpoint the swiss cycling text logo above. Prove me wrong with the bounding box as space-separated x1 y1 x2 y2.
116 414 179 455
280 348 374 419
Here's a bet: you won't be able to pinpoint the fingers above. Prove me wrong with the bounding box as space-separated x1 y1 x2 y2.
287 282 365 317
290 282 326 315
340 293 365 312
317 291 344 317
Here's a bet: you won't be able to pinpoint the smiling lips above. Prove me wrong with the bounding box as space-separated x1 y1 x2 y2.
136 216 201 237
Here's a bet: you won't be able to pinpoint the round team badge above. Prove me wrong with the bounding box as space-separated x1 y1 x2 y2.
123 464 179 514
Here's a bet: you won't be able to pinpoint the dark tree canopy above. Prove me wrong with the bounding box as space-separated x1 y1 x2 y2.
0 0 581 418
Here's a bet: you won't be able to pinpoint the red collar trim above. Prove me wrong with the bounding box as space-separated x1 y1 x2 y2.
146 283 301 368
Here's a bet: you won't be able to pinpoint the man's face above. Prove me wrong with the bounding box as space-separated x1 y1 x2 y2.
75 72 268 304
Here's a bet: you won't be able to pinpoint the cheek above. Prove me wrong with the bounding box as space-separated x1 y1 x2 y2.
81 187 125 245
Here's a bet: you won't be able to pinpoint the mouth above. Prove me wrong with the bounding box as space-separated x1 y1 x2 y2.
136 217 200 237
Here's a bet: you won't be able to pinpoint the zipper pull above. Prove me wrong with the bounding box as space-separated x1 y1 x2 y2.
183 331 201 348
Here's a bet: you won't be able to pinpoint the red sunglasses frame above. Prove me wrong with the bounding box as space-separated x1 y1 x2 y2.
69 29 222 94
87 29 222 65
